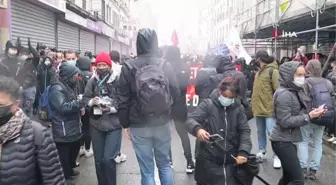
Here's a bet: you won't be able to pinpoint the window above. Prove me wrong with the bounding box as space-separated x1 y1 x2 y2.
102 0 106 20
82 0 86 10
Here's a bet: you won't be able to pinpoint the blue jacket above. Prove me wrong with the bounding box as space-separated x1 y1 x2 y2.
49 81 82 142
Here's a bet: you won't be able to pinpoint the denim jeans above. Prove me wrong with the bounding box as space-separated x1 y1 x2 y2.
271 141 305 185
255 116 276 153
21 86 36 118
91 126 121 185
131 123 173 185
298 124 325 171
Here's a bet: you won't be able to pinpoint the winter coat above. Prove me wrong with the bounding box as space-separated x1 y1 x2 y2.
0 112 65 185
165 46 190 121
15 57 38 89
251 61 279 117
270 61 310 143
117 29 180 128
0 62 10 76
83 71 122 132
49 77 82 143
186 89 252 185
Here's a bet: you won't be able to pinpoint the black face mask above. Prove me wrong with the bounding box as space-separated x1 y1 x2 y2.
0 105 14 126
97 68 110 78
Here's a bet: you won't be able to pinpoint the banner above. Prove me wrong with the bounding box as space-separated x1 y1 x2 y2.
186 62 203 112
225 28 252 64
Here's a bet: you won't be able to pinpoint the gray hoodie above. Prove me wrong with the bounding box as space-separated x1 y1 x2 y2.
270 61 310 142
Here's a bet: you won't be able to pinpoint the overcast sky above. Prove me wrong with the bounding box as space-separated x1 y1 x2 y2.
133 0 200 48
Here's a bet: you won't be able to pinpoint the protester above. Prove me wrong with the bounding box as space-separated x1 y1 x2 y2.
251 50 281 168
165 45 194 173
0 76 65 185
15 43 39 118
292 46 309 66
326 62 336 144
109 50 121 64
76 56 94 158
1 39 20 78
117 28 180 185
65 50 78 66
186 77 252 185
298 60 334 180
49 62 83 184
83 52 122 185
270 61 326 185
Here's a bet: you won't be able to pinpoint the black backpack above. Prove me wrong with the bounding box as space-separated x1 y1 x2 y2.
126 59 173 117
306 78 335 127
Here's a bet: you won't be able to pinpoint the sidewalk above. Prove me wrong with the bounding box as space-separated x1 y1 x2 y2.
322 135 336 151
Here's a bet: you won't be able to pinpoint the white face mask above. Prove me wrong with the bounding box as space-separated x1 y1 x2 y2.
293 77 305 87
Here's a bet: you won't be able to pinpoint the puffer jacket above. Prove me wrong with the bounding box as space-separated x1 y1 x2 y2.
186 89 252 185
83 70 121 132
49 77 82 142
15 57 38 89
251 61 279 117
0 112 65 185
270 61 310 143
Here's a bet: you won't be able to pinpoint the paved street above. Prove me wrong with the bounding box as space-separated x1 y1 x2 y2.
75 118 336 185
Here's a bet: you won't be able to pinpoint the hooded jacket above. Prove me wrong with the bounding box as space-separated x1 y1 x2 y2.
303 60 333 97
117 29 180 128
186 89 252 185
83 68 122 132
49 63 83 142
165 46 190 121
270 61 310 142
76 57 93 95
251 61 279 117
0 110 65 185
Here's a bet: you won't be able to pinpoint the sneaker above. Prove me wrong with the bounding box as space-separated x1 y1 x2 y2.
332 140 336 145
307 169 317 180
186 160 195 174
273 156 282 169
170 161 174 169
302 168 309 179
65 179 75 185
327 136 336 142
79 147 85 157
84 148 93 158
114 152 127 163
256 152 267 162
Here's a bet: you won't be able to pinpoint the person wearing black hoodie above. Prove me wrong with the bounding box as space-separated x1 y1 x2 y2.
76 57 93 157
117 29 180 184
49 63 84 184
164 46 195 173
109 50 121 64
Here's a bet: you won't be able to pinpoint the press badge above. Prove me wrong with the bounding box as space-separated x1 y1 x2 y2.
93 107 103 115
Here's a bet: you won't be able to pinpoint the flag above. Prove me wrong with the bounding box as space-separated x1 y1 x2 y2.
171 29 179 46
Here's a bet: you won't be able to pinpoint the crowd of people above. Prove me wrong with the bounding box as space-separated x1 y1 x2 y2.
0 27 335 185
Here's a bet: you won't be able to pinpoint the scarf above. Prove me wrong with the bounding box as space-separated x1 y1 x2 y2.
0 109 26 145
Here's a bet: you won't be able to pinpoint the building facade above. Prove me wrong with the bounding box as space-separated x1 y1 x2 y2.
0 0 134 56
206 0 336 57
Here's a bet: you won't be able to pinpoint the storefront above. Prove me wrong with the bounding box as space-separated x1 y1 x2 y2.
57 21 79 51
112 40 121 52
80 30 95 53
118 35 129 55
95 35 110 54
11 0 57 47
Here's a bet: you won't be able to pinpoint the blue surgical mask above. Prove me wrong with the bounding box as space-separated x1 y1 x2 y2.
67 60 77 66
218 95 235 107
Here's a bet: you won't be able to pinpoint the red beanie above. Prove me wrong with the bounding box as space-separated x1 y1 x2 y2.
95 52 112 67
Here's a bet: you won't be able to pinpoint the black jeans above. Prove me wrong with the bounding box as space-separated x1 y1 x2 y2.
56 140 81 179
170 119 192 161
91 126 121 185
271 141 305 185
80 113 91 150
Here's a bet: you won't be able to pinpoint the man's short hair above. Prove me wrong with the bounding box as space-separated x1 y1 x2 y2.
0 76 20 101
65 50 76 57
